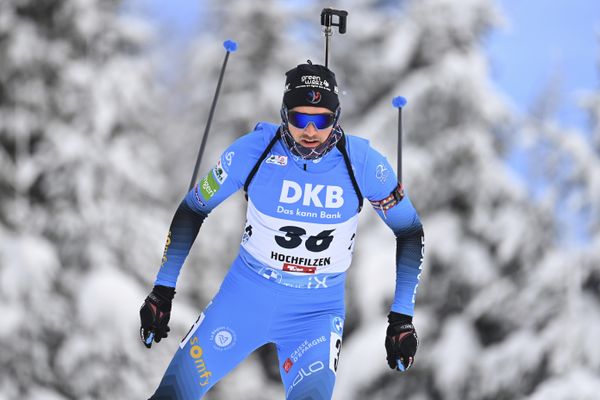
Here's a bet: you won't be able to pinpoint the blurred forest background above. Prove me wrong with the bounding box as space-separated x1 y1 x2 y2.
1 0 599 399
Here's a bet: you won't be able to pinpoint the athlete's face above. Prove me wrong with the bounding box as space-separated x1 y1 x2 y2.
287 106 335 148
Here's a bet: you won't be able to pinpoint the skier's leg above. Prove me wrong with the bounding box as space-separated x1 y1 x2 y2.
276 314 345 400
149 259 274 400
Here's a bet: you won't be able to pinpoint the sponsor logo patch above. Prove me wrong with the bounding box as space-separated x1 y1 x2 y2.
307 90 321 104
329 315 344 375
200 172 220 200
332 316 344 335
287 361 325 398
283 358 294 373
283 263 316 274
300 75 331 91
224 151 235 166
289 336 327 363
160 230 172 267
210 327 236 351
213 159 228 184
266 154 288 166
376 163 389 183
258 267 283 283
307 276 328 288
193 184 207 206
188 337 212 387
279 180 344 209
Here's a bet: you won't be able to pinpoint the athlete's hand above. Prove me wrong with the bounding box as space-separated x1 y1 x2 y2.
140 285 175 348
385 312 418 371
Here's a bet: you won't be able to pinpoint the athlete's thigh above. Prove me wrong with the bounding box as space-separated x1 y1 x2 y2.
150 270 272 399
276 314 345 400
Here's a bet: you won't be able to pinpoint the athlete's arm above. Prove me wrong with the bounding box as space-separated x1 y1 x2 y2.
361 147 425 317
375 191 424 316
154 125 272 287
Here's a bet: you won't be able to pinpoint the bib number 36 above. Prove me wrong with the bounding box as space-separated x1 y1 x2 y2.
275 226 335 253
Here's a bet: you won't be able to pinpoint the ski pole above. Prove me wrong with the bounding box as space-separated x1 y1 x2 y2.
188 39 238 191
320 8 348 68
392 96 407 183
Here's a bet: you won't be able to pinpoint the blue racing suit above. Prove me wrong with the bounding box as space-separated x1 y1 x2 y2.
149 122 424 400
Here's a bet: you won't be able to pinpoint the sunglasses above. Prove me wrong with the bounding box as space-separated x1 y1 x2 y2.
287 110 336 130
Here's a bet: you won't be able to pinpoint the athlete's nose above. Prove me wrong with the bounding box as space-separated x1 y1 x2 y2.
303 122 319 137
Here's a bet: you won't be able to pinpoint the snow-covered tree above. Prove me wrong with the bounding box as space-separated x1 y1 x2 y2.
513 46 600 400
328 1 559 399
0 0 173 398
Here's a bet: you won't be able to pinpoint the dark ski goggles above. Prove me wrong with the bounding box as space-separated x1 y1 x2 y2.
287 110 336 130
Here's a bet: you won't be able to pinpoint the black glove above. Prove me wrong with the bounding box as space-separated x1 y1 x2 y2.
385 311 418 371
140 285 175 348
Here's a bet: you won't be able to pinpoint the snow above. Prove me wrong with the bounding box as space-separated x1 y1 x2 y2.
527 369 600 400
333 318 390 400
430 316 481 399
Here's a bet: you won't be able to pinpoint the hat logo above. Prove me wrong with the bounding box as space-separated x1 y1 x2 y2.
307 90 321 104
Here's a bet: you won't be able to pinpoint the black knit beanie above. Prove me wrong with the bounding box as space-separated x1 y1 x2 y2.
283 62 339 112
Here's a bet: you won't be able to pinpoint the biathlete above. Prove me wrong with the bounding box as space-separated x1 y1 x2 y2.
140 62 425 400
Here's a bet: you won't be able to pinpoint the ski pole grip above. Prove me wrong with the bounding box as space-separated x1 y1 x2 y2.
223 40 238 53
392 96 407 108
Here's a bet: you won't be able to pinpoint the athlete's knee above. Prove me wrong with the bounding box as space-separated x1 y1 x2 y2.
285 360 336 400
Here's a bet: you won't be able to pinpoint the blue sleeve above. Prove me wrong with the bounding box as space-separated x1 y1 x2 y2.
185 126 270 214
154 199 206 287
362 146 425 316
154 124 273 287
